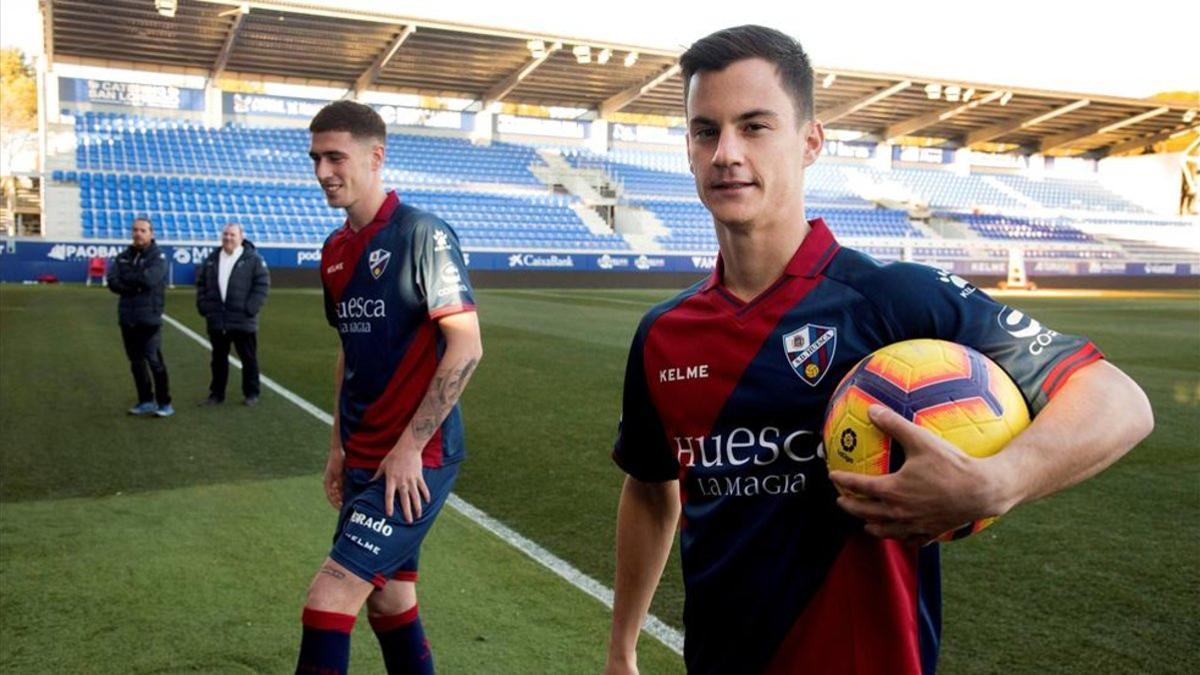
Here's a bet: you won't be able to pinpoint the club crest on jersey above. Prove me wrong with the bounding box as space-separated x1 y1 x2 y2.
782 324 837 387
368 249 391 280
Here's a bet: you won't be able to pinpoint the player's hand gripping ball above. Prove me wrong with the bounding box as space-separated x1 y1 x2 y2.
823 339 1030 541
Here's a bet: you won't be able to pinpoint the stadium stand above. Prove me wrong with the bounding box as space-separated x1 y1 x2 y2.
937 213 1096 242
49 111 1191 264
992 173 1149 213
65 112 628 250
72 170 615 249
638 199 923 251
562 148 864 203
73 112 543 186
872 166 1026 210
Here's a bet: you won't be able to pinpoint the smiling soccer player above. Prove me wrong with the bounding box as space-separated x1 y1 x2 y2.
295 101 482 675
605 25 1152 675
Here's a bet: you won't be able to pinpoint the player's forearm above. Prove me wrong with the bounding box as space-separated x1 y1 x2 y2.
395 319 482 454
988 360 1153 515
609 477 680 659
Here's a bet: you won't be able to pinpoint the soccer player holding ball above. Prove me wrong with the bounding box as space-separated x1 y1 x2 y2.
606 25 1152 674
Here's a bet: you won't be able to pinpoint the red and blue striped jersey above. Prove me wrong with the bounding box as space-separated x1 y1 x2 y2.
613 218 1102 674
321 191 476 471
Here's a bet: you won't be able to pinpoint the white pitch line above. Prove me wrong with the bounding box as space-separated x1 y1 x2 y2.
164 315 333 425
162 313 685 656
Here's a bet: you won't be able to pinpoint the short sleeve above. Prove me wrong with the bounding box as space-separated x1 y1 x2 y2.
612 325 680 482
413 217 476 320
870 263 1103 415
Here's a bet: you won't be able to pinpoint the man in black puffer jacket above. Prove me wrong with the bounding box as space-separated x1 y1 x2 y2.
196 222 270 406
107 217 173 417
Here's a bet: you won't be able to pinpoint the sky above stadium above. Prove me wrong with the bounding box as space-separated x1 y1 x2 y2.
2 0 1196 100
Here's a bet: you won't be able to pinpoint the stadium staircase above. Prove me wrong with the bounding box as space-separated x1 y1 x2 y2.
1098 236 1197 262
980 176 1043 209
1 176 43 236
531 148 658 250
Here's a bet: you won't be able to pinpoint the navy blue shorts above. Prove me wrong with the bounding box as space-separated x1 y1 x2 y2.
328 464 458 588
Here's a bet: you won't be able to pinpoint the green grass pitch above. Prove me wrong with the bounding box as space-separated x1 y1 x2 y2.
1 284 1196 673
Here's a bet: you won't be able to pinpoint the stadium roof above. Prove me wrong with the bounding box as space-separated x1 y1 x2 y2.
43 0 1199 158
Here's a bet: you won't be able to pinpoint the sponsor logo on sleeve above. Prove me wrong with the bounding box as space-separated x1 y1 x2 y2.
440 262 462 284
997 306 1059 355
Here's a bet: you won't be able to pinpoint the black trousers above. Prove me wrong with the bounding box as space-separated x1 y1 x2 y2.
120 323 171 406
209 329 260 400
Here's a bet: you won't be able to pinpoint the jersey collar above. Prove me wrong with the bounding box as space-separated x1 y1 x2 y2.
701 217 840 292
342 190 400 238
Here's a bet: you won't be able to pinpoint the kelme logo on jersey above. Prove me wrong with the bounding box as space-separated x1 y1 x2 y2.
432 229 451 252
937 269 977 298
368 248 391 279
782 324 837 387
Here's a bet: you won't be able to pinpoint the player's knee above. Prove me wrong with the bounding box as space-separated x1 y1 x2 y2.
367 581 417 616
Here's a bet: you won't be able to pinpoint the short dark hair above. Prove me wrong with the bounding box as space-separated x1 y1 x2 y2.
680 25 815 122
309 100 387 144
132 217 153 230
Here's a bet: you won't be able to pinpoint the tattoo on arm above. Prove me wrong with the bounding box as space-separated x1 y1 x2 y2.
410 357 479 446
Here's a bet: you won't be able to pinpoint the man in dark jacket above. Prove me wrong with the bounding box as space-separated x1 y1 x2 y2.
196 222 270 406
107 217 173 417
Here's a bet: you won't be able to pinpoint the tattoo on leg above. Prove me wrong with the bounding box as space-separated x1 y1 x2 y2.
320 566 347 581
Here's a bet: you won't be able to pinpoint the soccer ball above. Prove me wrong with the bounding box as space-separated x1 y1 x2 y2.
822 339 1030 541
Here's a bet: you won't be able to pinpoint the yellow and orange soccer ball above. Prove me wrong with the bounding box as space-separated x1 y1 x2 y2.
822 339 1030 541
